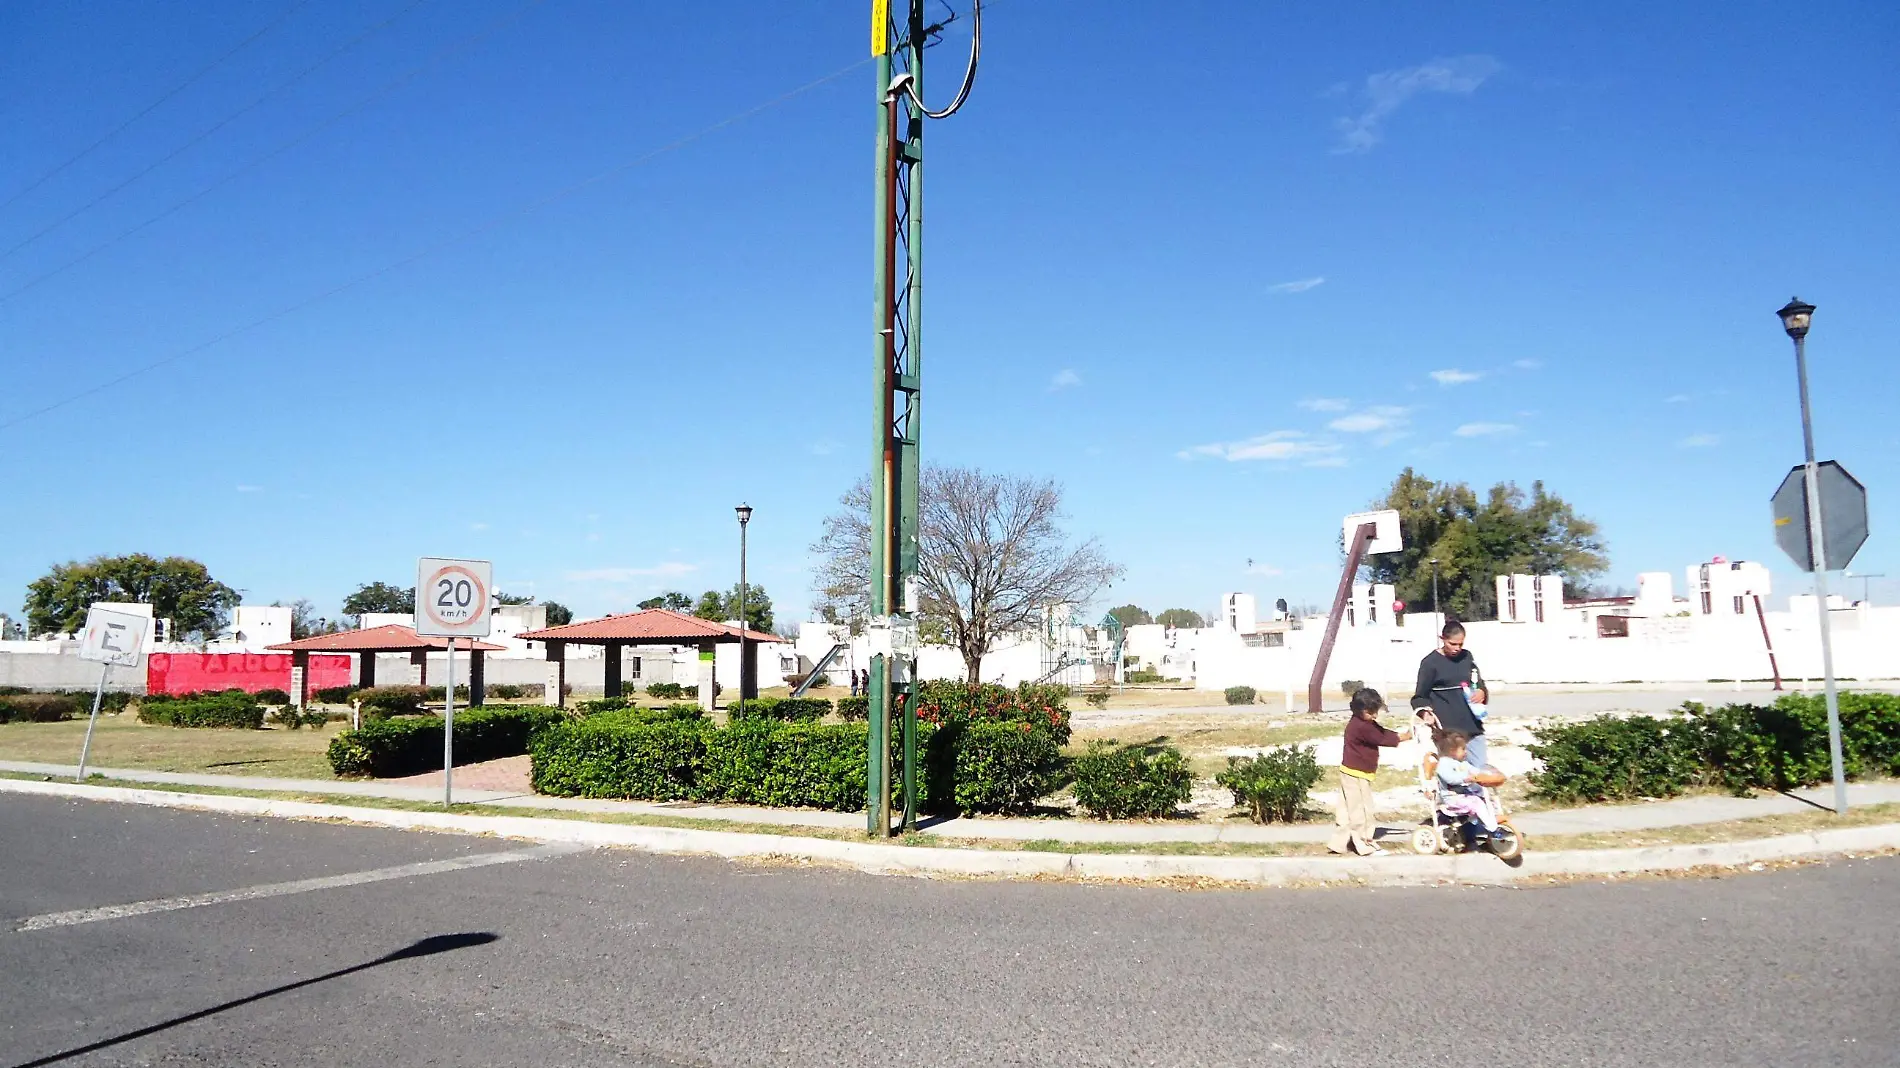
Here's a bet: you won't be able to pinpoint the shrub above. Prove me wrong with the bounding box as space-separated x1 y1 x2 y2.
810 673 832 689
328 705 564 778
1124 670 1165 684
948 722 1063 814
1217 746 1322 823
486 683 527 700
1083 689 1110 710
645 682 689 699
138 691 266 729
575 695 636 716
1224 686 1257 706
314 686 355 704
269 706 335 730
704 721 870 810
0 693 83 723
529 716 709 799
1527 715 1701 804
837 696 869 721
354 686 430 718
730 696 831 722
254 687 291 705
1070 741 1193 819
912 680 1071 746
1340 680 1365 699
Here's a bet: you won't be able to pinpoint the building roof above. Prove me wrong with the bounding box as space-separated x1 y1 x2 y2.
267 623 506 653
516 608 779 645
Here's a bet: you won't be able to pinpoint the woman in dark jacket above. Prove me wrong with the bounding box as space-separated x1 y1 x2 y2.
1412 621 1492 769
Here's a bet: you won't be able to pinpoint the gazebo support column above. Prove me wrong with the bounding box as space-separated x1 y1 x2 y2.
469 649 486 707
545 640 567 709
359 652 377 688
410 651 428 687
290 651 310 709
741 640 759 701
697 640 716 712
603 641 623 699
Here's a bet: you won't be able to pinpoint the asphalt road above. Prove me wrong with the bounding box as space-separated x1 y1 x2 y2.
2 795 1895 1067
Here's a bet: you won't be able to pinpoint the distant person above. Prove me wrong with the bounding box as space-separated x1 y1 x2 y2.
849 670 861 697
1412 621 1492 770
1328 687 1404 856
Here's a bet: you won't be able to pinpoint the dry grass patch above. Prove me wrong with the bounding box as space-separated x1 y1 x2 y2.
0 716 337 778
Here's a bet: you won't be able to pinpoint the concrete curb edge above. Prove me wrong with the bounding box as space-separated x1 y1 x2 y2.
5 778 1895 888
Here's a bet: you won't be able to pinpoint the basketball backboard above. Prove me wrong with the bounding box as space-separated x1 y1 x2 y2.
1343 509 1402 555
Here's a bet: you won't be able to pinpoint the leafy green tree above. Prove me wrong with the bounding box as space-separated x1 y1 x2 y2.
1107 604 1153 630
494 592 535 605
1155 608 1205 629
341 581 414 625
542 601 574 626
25 554 238 639
693 583 773 633
1361 467 1609 620
283 599 344 640
638 591 693 611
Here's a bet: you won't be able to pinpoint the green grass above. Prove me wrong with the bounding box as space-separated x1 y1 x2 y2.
0 716 337 778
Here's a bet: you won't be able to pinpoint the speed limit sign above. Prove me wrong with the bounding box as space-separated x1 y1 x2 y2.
416 557 493 637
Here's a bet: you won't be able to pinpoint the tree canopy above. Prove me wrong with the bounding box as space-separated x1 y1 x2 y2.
494 592 535 605
341 582 414 622
638 592 693 612
693 583 773 633
284 599 344 640
1155 608 1206 629
1361 467 1609 621
542 601 575 626
812 466 1123 682
1107 604 1153 630
25 554 238 639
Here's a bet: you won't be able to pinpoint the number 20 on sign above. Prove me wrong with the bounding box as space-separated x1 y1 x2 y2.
416 557 493 638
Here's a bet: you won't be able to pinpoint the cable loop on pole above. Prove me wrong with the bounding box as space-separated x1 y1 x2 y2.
898 0 979 119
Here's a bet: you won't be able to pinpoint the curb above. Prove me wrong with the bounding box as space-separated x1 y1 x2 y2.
4 778 1895 888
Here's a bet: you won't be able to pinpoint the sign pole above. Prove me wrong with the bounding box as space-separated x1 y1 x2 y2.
1793 328 1848 815
444 636 456 807
76 663 110 781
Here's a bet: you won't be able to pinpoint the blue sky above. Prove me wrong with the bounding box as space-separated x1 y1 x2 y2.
3 0 1896 626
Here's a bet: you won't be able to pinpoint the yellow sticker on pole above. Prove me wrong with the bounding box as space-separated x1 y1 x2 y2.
871 0 889 55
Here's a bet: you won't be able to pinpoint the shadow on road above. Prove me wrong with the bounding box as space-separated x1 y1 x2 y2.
8 932 500 1068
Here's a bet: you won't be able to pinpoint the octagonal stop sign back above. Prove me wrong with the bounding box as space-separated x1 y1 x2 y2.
1771 460 1869 572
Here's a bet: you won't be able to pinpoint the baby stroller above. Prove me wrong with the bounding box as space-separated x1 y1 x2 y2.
1409 723 1523 860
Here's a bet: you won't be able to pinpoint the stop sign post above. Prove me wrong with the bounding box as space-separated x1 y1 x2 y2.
416 558 494 806
1771 461 1868 572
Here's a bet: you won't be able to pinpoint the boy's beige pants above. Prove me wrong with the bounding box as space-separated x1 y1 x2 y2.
1328 772 1376 854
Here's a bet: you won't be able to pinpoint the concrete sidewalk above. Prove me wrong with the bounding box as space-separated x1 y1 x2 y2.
7 759 1896 845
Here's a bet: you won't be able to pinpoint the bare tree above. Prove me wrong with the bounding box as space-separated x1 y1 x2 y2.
811 466 1124 682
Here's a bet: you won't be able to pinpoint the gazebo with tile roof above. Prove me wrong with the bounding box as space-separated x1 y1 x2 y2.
516 608 778 709
268 624 505 708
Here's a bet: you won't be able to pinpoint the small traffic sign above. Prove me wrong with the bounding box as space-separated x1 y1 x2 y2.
415 558 494 637
78 606 149 667
1772 462 1869 572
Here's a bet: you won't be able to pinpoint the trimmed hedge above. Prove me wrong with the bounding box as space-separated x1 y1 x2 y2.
1224 686 1257 706
0 693 83 723
139 691 266 729
314 686 355 704
1216 745 1323 823
1071 741 1193 819
255 688 291 705
1528 693 1900 804
645 681 720 700
730 696 831 722
948 722 1063 814
327 705 565 778
354 686 430 718
837 696 869 721
269 706 336 730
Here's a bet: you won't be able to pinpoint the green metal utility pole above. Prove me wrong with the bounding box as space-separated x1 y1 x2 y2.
867 0 979 837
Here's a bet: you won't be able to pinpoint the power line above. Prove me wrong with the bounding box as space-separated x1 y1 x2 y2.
0 55 873 433
0 0 546 307
0 0 315 214
0 0 428 263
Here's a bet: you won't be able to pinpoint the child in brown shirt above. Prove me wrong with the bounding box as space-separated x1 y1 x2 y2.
1328 687 1404 856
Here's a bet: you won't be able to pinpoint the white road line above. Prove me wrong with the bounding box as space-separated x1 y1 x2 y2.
13 843 589 932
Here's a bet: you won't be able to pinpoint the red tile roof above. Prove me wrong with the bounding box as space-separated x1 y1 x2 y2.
267 623 506 653
516 608 779 645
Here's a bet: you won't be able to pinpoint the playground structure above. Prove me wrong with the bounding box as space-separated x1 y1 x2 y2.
1037 605 1124 688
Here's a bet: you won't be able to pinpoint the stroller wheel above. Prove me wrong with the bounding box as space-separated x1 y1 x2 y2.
1412 826 1444 855
1488 821 1524 861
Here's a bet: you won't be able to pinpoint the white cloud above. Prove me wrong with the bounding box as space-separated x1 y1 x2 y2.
563 562 698 582
1512 358 1542 370
1269 276 1326 294
1049 368 1082 391
1454 422 1517 437
1334 54 1502 153
235 484 263 493
1430 368 1484 386
1177 429 1342 463
1665 393 1693 404
1299 397 1351 412
1679 433 1720 448
470 522 489 532
1328 405 1410 434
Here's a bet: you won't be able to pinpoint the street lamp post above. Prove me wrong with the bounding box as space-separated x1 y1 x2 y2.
1777 297 1848 816
1429 558 1441 621
1844 571 1884 605
735 503 753 720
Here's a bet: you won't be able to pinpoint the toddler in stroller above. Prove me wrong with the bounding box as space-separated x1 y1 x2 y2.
1411 727 1523 859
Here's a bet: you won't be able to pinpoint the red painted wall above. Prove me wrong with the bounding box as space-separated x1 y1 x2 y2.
146 653 352 695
